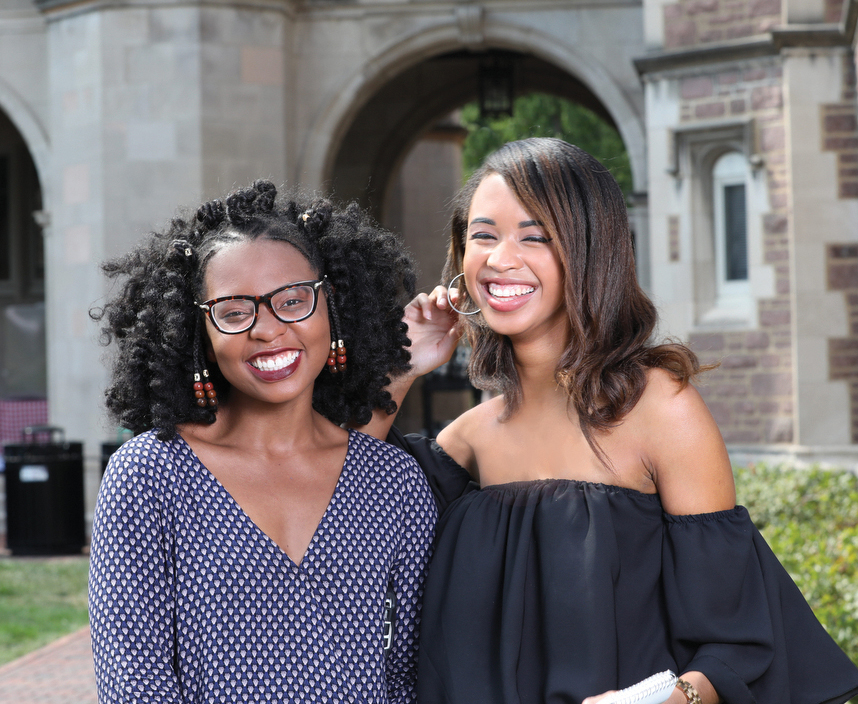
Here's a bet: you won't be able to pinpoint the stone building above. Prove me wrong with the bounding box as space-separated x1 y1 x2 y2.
639 0 858 467
0 0 855 526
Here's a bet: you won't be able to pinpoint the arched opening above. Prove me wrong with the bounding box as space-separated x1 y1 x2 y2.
0 108 45 410
328 49 624 216
326 49 637 433
328 49 635 291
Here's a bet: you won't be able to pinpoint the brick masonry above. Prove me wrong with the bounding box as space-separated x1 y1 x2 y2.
661 3 858 447
828 245 858 442
0 626 96 704
679 58 793 443
820 54 858 199
826 0 846 23
663 0 781 50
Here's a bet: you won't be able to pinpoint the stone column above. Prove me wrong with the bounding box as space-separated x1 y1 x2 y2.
37 0 291 522
786 46 858 445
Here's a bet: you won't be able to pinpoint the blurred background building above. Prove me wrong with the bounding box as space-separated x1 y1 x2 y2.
0 0 856 529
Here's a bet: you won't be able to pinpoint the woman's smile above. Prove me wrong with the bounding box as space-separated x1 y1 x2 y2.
247 349 302 379
481 279 538 312
486 282 536 298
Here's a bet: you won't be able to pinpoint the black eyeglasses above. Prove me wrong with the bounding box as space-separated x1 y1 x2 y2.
197 279 325 334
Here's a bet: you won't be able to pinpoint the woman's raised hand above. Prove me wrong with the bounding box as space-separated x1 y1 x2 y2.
402 285 462 377
352 286 463 440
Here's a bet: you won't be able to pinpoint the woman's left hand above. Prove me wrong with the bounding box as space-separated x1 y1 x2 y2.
581 692 616 704
352 286 462 441
401 285 462 378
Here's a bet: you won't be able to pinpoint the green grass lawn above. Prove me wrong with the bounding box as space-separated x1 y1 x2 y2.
0 555 90 667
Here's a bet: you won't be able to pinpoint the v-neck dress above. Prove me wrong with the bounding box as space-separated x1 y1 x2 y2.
386 428 858 704
88 429 437 704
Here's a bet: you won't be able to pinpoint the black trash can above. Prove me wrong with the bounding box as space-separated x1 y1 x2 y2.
3 425 86 555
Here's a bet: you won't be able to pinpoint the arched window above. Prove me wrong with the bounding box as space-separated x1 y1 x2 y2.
712 151 749 311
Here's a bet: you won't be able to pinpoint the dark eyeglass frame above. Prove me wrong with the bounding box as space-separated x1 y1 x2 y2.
197 278 326 335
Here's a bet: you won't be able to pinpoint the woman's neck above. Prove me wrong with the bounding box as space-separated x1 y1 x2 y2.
510 323 570 400
186 390 341 455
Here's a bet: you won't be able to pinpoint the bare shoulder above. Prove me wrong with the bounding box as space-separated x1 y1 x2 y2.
436 395 503 480
636 367 708 424
635 368 736 515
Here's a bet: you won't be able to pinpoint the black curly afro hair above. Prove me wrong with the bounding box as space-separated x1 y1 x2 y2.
91 180 416 440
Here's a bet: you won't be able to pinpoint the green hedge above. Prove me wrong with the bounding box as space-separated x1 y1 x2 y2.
735 463 858 665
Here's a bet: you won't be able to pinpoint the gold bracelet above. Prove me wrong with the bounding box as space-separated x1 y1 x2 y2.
676 678 702 704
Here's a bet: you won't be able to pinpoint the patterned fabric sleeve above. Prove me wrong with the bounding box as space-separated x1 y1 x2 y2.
384 452 438 704
88 434 182 703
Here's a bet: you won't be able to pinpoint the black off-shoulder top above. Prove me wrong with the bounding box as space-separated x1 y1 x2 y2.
387 428 858 704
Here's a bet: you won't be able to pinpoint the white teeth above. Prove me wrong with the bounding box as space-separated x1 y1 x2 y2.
250 351 299 371
488 283 535 298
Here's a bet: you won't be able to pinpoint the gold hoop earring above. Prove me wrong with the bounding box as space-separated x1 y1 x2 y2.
448 273 481 316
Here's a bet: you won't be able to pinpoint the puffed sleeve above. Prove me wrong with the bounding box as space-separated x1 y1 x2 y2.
88 435 181 703
662 506 858 704
385 426 478 514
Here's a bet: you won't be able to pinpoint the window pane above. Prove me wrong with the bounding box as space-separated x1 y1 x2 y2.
724 183 747 281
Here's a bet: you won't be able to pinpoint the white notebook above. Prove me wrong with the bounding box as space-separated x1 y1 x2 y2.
598 670 678 704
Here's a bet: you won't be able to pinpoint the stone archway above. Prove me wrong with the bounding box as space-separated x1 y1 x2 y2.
328 48 632 216
293 18 649 292
297 21 647 212
0 78 49 203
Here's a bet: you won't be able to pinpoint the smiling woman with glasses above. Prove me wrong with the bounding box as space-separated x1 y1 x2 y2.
88 180 436 703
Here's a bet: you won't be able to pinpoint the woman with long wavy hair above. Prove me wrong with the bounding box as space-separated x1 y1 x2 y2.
364 138 858 704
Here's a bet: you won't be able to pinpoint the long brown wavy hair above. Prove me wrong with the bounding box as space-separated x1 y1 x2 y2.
443 138 703 463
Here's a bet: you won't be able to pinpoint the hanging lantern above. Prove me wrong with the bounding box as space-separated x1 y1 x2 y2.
478 58 514 119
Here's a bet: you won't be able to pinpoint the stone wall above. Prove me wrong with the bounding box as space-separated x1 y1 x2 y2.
663 0 782 49
821 54 858 199
828 244 858 442
675 59 793 443
650 0 858 448
826 0 847 22
826 55 858 441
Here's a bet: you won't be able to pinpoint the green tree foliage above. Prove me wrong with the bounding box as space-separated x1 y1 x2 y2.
460 93 633 196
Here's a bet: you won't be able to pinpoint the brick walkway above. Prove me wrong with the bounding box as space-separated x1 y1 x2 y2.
0 627 96 704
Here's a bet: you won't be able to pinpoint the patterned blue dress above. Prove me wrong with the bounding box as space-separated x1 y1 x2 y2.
89 429 437 703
